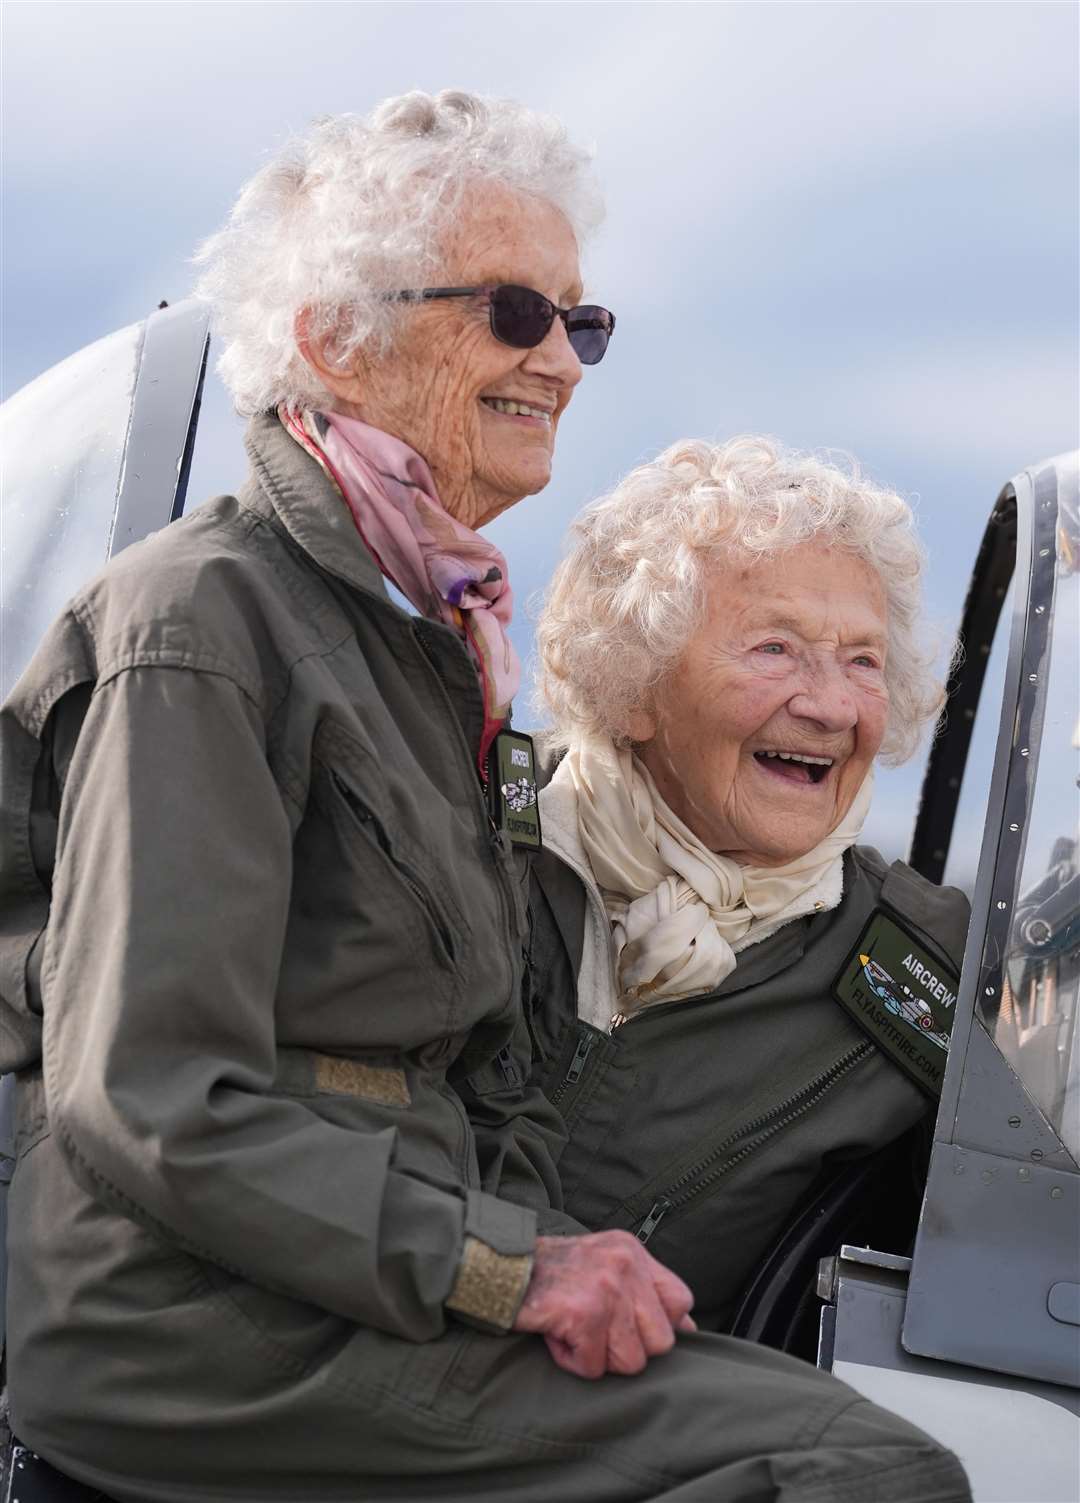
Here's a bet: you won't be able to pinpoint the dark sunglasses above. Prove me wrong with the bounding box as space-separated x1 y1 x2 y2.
387 284 615 365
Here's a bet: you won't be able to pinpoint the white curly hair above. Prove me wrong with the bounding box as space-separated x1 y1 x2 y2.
536 436 945 766
194 90 604 414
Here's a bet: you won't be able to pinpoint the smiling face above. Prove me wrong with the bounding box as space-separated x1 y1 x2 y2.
319 184 585 529
632 543 890 866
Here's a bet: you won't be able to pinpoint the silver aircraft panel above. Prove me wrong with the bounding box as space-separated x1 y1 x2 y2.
0 299 210 704
0 319 142 701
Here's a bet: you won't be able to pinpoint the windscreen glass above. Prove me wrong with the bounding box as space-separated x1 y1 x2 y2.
0 320 141 701
990 505 1080 1159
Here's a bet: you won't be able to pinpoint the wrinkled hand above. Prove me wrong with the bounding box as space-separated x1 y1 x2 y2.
512 1232 697 1379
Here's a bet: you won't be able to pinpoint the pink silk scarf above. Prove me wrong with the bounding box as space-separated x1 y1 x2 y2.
280 407 520 773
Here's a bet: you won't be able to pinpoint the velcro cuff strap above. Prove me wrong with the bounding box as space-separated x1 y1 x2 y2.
445 1190 536 1332
446 1235 533 1333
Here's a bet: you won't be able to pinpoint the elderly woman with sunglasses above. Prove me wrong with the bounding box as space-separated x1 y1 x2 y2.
1 93 970 1503
527 437 971 1335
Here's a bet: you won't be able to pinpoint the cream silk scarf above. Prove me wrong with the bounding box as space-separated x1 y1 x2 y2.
565 736 873 1015
281 408 519 770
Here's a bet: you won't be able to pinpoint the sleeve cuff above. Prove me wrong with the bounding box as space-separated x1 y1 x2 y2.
445 1190 536 1333
535 1205 588 1237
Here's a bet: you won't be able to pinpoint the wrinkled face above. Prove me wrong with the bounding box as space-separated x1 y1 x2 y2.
344 185 585 529
634 544 890 866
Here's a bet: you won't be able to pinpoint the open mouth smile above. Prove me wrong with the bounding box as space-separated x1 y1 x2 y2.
480 396 553 425
753 750 835 786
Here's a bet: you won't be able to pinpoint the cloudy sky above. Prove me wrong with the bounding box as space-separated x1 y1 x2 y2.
4 0 1078 877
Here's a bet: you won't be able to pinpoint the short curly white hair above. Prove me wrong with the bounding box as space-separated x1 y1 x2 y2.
536 436 945 766
193 90 603 415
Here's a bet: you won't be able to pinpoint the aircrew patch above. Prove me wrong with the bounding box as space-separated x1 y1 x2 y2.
488 730 541 849
833 910 961 1098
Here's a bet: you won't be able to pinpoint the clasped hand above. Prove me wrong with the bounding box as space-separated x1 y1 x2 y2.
512 1232 697 1379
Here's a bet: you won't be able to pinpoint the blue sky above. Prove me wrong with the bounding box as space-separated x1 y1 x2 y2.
4 0 1078 875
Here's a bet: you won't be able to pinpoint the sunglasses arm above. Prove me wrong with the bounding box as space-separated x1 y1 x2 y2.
384 287 482 304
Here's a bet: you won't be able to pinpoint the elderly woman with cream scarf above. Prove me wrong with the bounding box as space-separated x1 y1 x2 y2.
528 435 971 1333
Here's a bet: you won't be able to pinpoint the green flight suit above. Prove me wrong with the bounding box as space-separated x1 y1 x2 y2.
525 758 970 1332
0 415 969 1502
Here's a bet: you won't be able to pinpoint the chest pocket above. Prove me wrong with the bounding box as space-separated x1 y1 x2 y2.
460 1021 531 1100
325 764 461 972
293 723 472 1037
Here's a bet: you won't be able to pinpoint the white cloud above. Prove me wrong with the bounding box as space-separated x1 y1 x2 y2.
823 341 1079 469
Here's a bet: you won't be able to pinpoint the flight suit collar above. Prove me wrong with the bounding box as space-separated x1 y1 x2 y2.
240 412 490 765
709 916 811 997
537 774 871 1020
240 411 390 602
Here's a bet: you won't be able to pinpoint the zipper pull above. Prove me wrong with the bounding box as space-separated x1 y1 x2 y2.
635 1198 672 1245
496 1045 522 1089
564 1031 595 1086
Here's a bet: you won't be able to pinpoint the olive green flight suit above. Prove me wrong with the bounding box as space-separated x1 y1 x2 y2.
0 415 970 1502
526 821 969 1330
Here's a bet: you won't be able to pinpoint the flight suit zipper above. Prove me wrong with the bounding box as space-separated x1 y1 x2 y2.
550 1028 596 1105
632 1040 875 1244
548 1022 607 1110
495 1045 522 1089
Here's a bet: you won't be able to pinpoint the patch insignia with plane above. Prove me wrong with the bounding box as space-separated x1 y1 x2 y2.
833 910 961 1098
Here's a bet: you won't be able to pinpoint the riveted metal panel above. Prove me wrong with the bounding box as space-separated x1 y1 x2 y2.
905 1143 1079 1386
905 454 1080 1387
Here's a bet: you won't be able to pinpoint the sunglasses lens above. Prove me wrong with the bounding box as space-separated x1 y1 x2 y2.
488 287 615 364
490 285 554 348
566 306 614 365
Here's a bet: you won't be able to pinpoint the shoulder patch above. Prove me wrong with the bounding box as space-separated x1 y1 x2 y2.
833 910 960 1098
